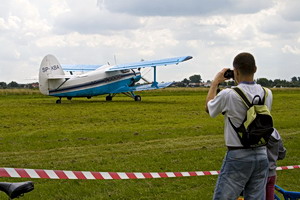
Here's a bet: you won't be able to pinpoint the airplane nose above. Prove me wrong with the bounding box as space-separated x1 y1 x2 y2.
133 74 141 82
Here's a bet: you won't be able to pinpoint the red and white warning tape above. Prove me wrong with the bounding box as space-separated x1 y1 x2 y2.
0 165 299 180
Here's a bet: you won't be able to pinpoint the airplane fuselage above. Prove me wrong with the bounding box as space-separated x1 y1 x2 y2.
49 65 141 97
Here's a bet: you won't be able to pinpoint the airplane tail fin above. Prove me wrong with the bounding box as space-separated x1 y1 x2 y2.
39 55 65 95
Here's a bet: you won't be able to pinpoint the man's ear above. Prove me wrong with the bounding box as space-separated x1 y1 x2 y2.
233 68 239 83
254 66 257 73
234 68 239 76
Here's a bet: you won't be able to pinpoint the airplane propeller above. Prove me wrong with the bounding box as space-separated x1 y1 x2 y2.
141 77 151 84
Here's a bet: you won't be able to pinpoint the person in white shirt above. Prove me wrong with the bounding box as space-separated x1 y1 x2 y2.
205 52 271 200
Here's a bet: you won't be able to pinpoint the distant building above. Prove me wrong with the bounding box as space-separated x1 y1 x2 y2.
188 82 202 87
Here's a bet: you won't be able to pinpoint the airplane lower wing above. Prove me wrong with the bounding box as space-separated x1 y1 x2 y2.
106 56 192 72
111 82 173 94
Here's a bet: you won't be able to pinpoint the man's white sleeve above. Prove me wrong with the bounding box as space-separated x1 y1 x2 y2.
207 89 228 118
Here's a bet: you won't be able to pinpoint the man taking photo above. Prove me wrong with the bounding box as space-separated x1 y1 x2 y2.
205 52 272 200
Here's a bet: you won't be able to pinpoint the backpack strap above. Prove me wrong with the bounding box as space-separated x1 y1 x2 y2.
228 87 251 142
229 87 256 145
262 87 268 104
231 87 252 108
233 87 268 106
251 87 267 105
228 117 243 141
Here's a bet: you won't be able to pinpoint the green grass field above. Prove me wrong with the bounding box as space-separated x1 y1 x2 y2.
0 88 299 199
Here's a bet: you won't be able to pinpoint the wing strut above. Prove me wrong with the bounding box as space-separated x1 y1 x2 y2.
151 66 158 87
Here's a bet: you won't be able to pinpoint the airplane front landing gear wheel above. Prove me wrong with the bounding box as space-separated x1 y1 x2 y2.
134 95 141 101
56 99 61 104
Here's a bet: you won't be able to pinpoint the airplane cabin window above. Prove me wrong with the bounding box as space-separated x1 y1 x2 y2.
121 69 130 73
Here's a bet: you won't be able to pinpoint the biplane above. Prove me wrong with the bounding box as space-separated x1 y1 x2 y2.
39 54 192 103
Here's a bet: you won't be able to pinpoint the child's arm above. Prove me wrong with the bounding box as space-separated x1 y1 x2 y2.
278 139 286 160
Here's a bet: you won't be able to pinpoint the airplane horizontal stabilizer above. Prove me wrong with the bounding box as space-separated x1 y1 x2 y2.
111 82 173 94
61 64 103 71
106 56 192 72
47 75 74 79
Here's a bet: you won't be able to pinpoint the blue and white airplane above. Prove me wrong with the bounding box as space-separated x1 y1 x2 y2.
39 54 192 103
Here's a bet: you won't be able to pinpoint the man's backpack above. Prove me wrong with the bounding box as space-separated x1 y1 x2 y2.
228 87 274 148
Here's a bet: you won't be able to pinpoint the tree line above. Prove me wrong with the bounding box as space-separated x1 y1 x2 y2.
1 76 300 89
174 75 300 88
256 77 300 88
0 81 39 89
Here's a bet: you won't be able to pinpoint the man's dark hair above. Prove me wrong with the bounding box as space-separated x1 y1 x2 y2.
233 52 256 75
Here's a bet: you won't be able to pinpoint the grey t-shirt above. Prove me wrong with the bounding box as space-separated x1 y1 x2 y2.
267 128 286 177
207 83 273 147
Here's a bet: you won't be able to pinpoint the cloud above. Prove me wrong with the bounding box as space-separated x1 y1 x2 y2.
0 0 300 84
259 15 300 38
54 10 142 34
49 0 71 17
282 45 300 55
100 0 274 16
53 0 142 34
279 0 300 22
254 1 300 38
0 1 11 19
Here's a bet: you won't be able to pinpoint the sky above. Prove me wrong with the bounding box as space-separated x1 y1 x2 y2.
0 0 299 83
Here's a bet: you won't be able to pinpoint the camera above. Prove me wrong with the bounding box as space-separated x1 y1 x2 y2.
224 69 234 79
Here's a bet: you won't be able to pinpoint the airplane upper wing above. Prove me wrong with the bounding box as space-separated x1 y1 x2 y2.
111 82 173 94
61 64 103 72
106 56 192 72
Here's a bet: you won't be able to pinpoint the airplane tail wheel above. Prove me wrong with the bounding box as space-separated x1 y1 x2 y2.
106 96 113 101
134 95 141 101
